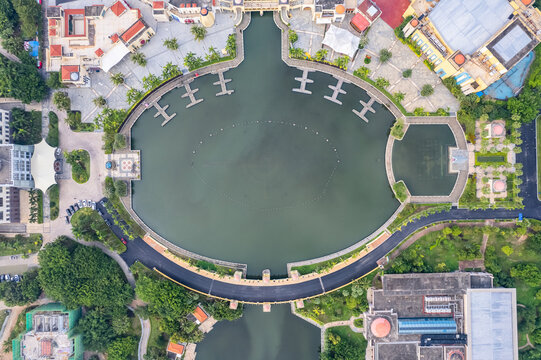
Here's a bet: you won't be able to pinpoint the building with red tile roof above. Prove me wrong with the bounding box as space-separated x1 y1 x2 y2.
121 20 145 43
110 1 127 16
49 45 62 57
153 1 164 9
95 48 104 57
166 341 185 358
61 65 80 81
191 306 209 324
350 0 381 32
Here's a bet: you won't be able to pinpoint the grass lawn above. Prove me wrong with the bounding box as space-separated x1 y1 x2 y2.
47 185 59 220
46 111 59 147
392 181 408 202
66 149 90 184
387 203 451 233
291 243 369 275
537 115 541 197
0 234 42 256
322 326 367 359
70 208 126 253
68 111 95 132
148 316 168 349
296 273 375 324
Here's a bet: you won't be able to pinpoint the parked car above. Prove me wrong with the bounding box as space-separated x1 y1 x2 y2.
105 220 111 226
82 200 87 207
65 216 70 224
77 200 83 208
91 201 96 210
36 60 42 69
121 238 127 245
66 208 72 216
99 200 105 206
97 209 103 217
5 274 10 282
70 205 75 213
13 275 20 282
74 203 79 211
0 275 5 282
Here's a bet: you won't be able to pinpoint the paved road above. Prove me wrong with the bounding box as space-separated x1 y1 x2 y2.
112 120 540 303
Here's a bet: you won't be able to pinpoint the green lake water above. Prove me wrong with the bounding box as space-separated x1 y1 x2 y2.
392 125 458 196
196 305 320 360
131 14 399 273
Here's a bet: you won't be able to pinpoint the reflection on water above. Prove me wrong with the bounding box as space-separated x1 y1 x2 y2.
196 304 320 360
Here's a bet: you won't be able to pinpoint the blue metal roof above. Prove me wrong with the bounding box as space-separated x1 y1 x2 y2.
398 317 457 335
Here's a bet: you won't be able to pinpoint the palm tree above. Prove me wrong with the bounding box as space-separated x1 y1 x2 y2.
131 52 147 66
163 38 179 50
191 25 207 41
110 73 125 85
93 96 107 108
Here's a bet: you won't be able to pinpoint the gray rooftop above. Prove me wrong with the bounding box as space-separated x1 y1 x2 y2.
0 145 12 186
429 0 513 55
488 20 537 70
468 289 518 360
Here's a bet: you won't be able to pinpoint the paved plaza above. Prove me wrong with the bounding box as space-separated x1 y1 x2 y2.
289 10 459 114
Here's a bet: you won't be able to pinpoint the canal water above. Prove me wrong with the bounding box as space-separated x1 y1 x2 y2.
131 13 399 273
392 125 458 196
196 305 320 360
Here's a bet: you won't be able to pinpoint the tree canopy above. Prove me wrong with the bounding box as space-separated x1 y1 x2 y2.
0 268 41 306
38 237 133 309
0 54 47 103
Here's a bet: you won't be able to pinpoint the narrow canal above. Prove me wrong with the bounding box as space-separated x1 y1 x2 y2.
131 14 399 273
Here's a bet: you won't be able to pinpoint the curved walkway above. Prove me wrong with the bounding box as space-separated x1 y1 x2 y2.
118 119 539 303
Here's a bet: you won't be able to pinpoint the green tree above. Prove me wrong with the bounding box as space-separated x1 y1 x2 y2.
334 56 350 70
161 62 181 80
53 91 71 112
163 38 179 50
107 336 138 360
105 176 116 198
183 52 203 71
93 96 107 108
0 269 41 306
110 72 125 86
126 88 144 105
131 52 147 66
10 108 41 144
205 46 220 62
353 66 370 78
288 29 298 44
501 245 514 256
315 49 327 62
289 47 304 59
394 92 405 103
38 237 133 308
0 0 17 38
507 87 541 122
114 180 127 197
94 107 127 133
421 84 434 97
46 72 63 89
113 133 126 150
402 69 412 78
76 307 116 351
0 54 47 103
375 77 390 89
11 0 41 38
142 73 162 91
379 49 392 63
225 34 236 57
190 25 207 41
510 263 541 287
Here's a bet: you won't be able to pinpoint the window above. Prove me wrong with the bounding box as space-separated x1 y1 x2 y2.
425 49 433 56
13 174 18 181
429 54 437 61
25 152 30 159
421 44 428 51
412 34 419 41
434 59 442 66
416 39 424 46
13 150 18 158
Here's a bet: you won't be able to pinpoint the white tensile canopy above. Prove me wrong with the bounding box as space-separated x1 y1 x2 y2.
322 25 360 59
31 139 57 193
101 43 131 72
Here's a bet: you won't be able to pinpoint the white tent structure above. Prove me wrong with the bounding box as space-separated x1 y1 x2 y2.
31 139 57 193
322 25 360 59
101 43 131 73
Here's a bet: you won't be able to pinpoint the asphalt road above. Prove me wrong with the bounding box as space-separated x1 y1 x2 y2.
104 121 541 303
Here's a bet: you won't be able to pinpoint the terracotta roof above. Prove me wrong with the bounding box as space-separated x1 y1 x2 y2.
49 28 57 36
371 317 391 338
95 48 104 57
357 0 381 22
110 1 126 16
48 18 57 26
167 342 185 355
350 13 370 32
121 20 145 42
61 65 79 81
193 306 208 323
153 1 164 9
454 53 465 65
111 33 119 43
50 44 62 57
